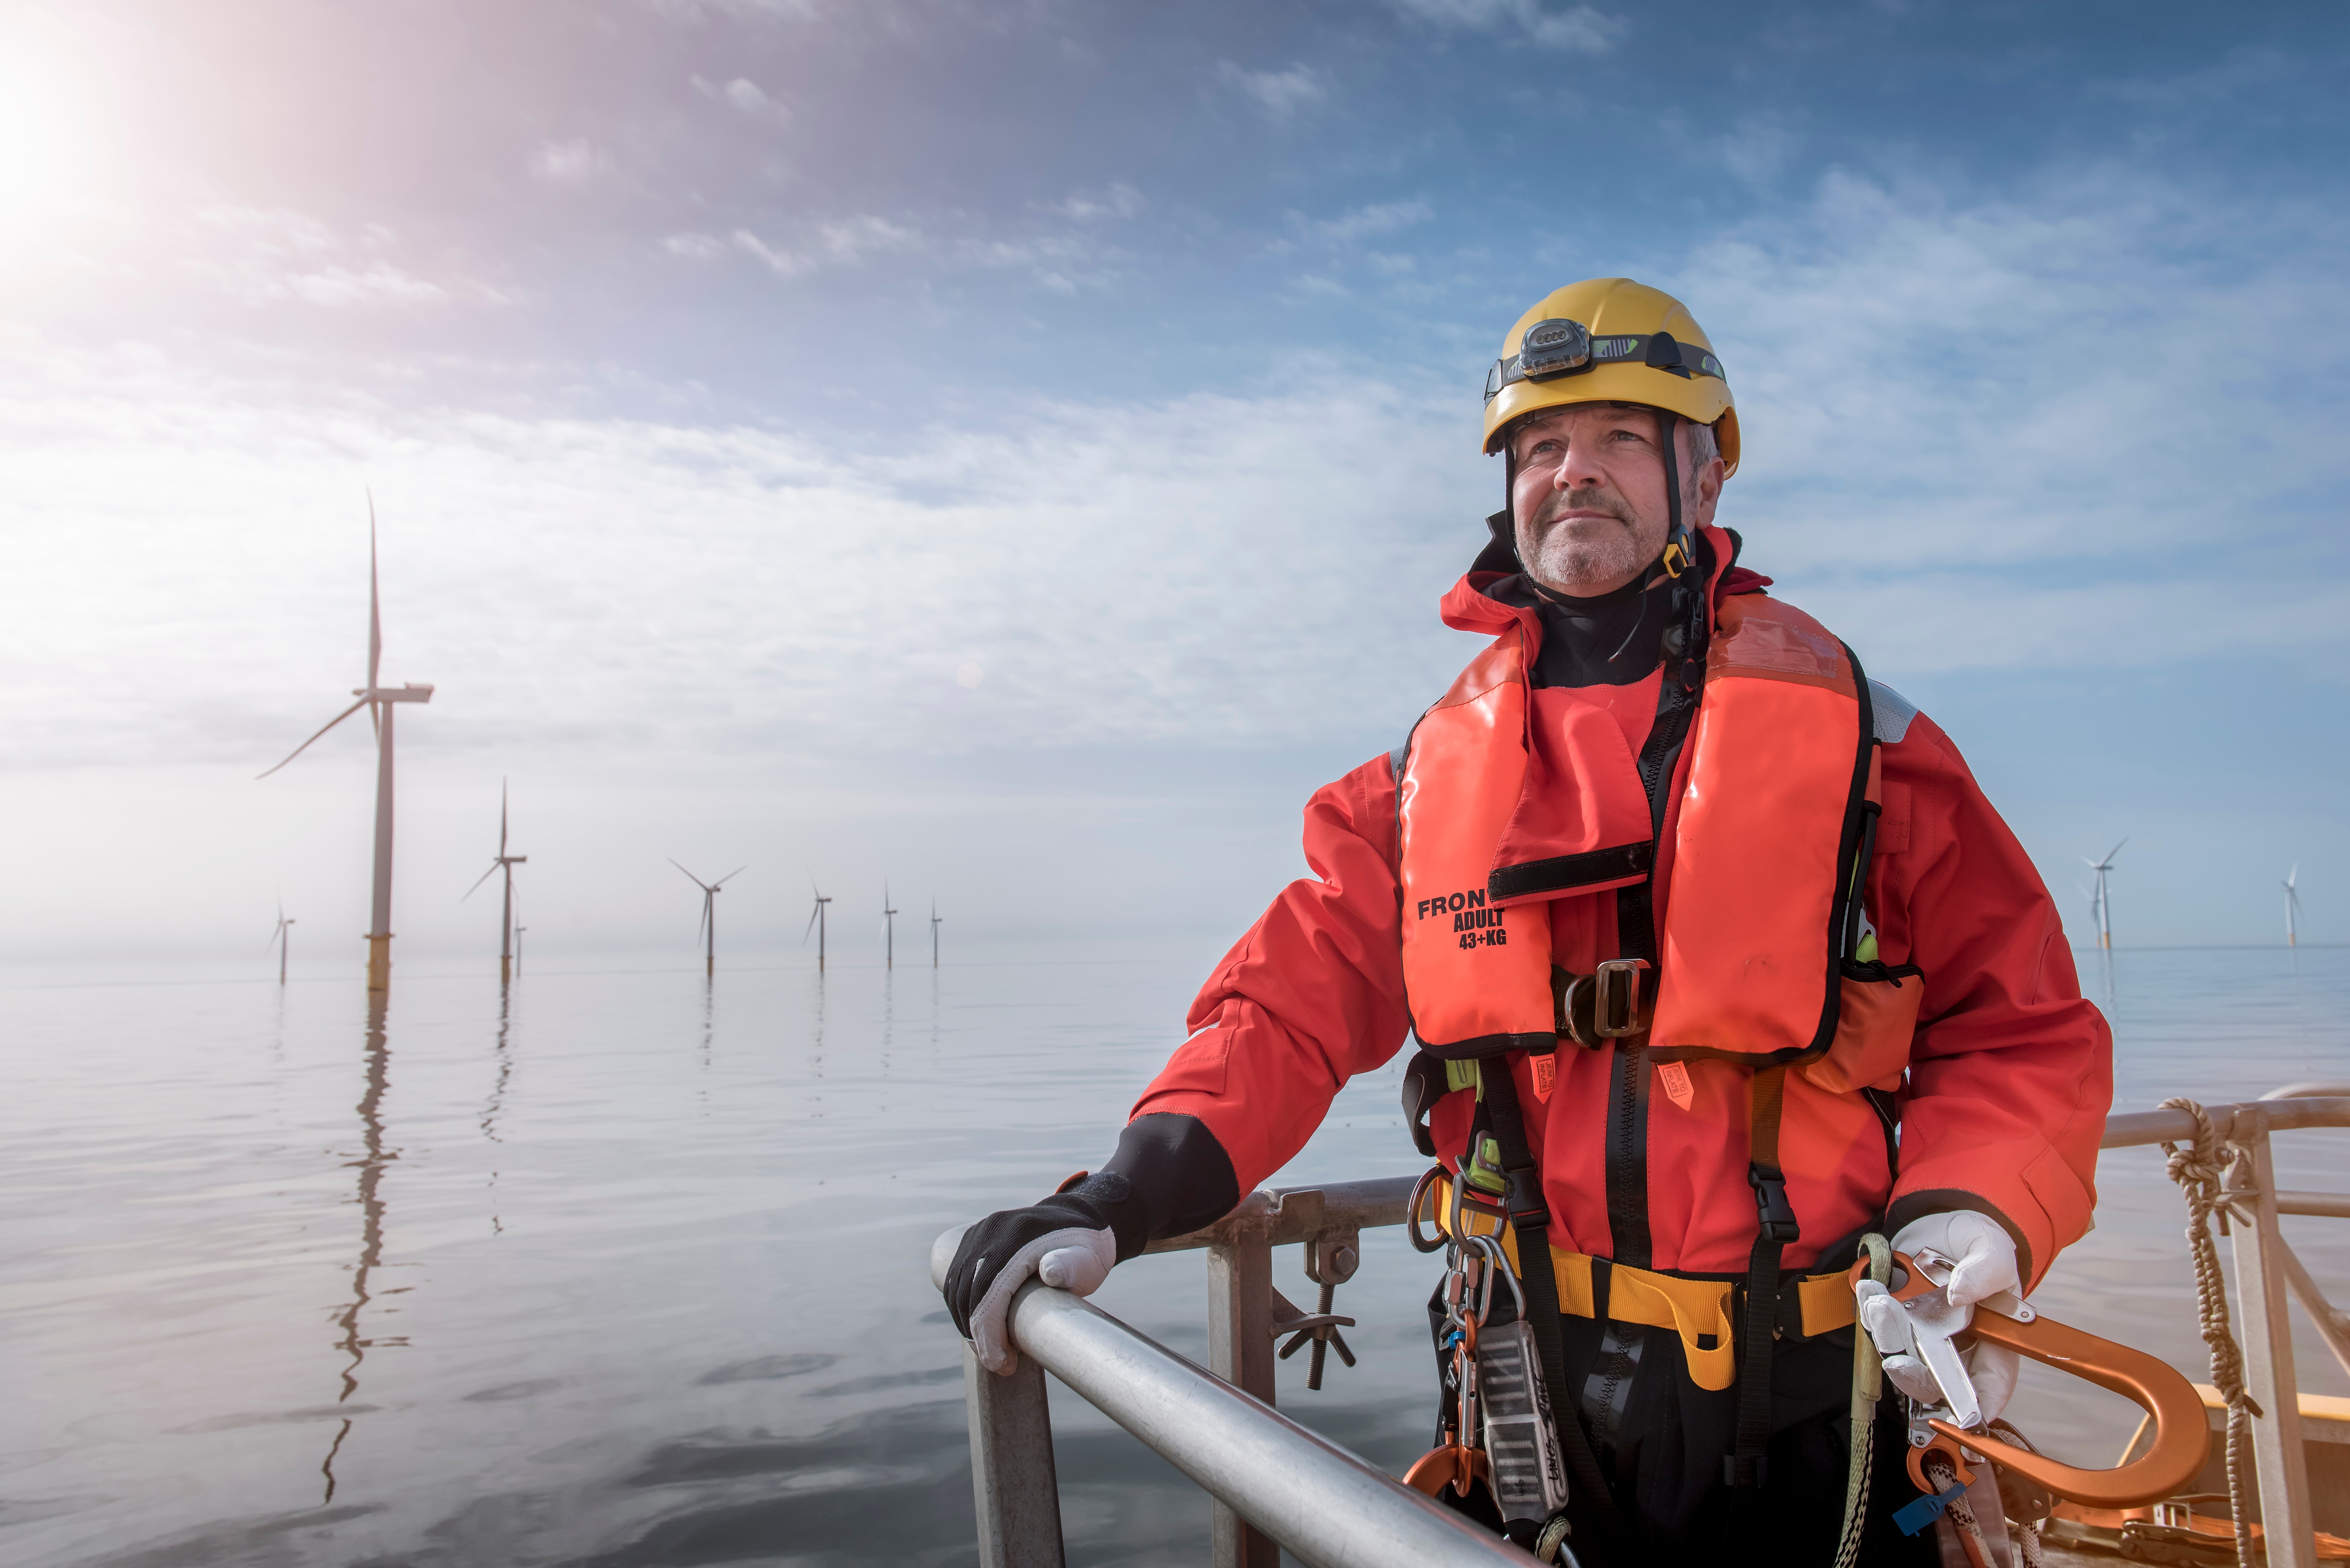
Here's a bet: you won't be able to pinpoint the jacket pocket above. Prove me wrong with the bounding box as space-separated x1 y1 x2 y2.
1799 961 1924 1094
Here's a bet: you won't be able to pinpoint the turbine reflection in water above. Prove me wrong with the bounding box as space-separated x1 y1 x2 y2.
483 987 512 1235
321 994 403 1504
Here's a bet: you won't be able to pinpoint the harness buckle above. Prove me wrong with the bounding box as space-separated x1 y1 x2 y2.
1748 1167 1800 1244
1592 958 1650 1038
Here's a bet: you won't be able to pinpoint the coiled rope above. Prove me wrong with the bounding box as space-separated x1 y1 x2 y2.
2158 1096 2263 1568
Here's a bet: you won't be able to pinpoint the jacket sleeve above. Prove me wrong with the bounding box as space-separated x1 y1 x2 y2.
1873 712 2114 1291
1128 753 1416 1197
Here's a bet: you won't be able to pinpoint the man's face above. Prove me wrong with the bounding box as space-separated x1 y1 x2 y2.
1507 404 1722 596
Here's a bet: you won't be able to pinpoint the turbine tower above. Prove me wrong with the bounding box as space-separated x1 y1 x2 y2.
673 861 745 976
2284 864 2302 948
260 501 434 991
463 780 528 983
882 880 899 970
930 900 943 969
804 881 833 970
2083 839 2126 951
270 897 295 986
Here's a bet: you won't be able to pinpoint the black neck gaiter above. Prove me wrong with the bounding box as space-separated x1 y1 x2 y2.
1490 563 1671 689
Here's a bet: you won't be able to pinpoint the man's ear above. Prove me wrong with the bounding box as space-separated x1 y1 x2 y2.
1688 457 1726 529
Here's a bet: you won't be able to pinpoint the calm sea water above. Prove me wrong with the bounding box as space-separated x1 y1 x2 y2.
4 946 2345 1568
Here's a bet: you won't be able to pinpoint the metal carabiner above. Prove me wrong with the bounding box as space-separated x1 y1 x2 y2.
1407 1165 1448 1254
1459 1234 1507 1326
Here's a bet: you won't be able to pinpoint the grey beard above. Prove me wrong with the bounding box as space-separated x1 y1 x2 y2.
1521 520 1650 593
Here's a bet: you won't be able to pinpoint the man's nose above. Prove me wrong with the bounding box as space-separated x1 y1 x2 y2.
1556 443 1608 493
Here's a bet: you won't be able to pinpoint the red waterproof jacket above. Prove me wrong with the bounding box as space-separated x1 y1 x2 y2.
1130 554 2112 1289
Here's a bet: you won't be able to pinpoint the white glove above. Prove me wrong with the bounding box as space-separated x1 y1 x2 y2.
1855 1212 2024 1417
1892 1210 2021 1308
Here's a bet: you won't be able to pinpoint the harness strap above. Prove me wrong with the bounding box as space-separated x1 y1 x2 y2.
1479 1059 1628 1543
1729 1064 1798 1497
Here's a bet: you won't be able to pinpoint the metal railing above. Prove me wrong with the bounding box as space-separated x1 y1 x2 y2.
938 1089 2350 1568
2096 1086 2350 1568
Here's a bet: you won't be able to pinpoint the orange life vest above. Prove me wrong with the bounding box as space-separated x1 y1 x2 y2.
1397 585 1877 1065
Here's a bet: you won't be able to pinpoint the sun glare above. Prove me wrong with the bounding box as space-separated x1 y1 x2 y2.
0 20 104 257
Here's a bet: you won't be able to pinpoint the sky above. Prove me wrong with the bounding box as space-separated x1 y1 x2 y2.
1 0 2345 971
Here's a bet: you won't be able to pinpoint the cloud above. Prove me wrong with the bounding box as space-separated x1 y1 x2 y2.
1051 183 1144 222
529 138 610 188
1656 161 2350 597
1390 0 1624 51
0 352 1471 772
1302 199 1434 245
1215 61 1330 120
692 74 790 121
191 206 483 309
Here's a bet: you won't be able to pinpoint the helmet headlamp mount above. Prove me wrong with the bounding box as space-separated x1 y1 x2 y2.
1516 317 1592 380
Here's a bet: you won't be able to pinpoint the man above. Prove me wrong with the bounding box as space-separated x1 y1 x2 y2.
944 279 2111 1564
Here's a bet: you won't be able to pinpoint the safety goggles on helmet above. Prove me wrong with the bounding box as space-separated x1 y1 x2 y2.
1484 319 1726 402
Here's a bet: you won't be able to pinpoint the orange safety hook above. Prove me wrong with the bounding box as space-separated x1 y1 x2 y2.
1403 1442 1492 1501
1851 1252 2211 1510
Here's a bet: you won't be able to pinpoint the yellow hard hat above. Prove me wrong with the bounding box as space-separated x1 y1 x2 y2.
1482 277 1739 476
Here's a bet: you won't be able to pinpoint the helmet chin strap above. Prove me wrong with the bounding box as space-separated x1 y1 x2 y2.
1656 410 1708 693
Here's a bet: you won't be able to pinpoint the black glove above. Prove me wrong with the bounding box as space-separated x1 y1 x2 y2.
942 1113 1240 1374
944 1173 1133 1373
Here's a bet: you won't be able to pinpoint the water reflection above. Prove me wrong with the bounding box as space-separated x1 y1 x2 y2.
482 988 512 1235
321 993 403 1505
699 977 714 1074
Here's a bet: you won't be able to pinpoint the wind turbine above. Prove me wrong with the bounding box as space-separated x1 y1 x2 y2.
463 780 528 983
882 880 899 970
673 861 745 976
930 900 943 969
804 880 833 970
259 501 434 991
270 897 295 986
2284 864 2302 948
513 924 526 973
2083 839 2126 951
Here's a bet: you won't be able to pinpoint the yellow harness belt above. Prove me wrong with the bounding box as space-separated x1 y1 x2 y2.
1431 1175 1855 1393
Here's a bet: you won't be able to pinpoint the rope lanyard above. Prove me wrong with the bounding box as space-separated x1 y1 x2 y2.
2158 1097 2265 1568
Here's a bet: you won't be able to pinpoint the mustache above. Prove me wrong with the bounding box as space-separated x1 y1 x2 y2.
1531 485 1635 528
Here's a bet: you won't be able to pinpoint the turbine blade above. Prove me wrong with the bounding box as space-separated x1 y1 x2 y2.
802 904 819 942
715 865 747 887
500 778 509 857
462 861 501 901
367 492 383 692
2106 838 2128 862
698 893 710 945
257 696 370 778
670 858 713 891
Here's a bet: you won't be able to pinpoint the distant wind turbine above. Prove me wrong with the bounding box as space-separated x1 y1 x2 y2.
270 897 295 986
882 880 899 970
2084 839 2126 951
930 900 943 969
673 861 745 976
259 500 434 991
513 923 526 974
463 780 528 983
2284 864 2302 948
804 880 833 970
